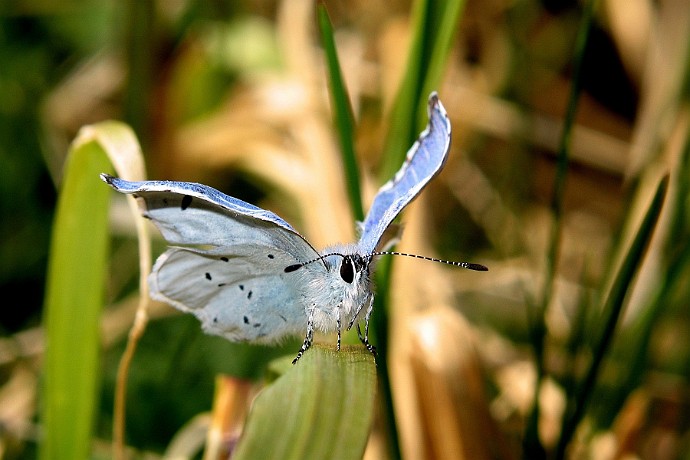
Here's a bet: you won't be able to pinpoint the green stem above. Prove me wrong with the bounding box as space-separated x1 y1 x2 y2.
523 1 598 458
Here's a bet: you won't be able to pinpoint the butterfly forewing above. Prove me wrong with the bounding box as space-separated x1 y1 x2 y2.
358 92 451 254
101 175 321 262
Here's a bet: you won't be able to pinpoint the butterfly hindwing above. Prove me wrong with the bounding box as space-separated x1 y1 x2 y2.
358 92 451 254
151 247 307 342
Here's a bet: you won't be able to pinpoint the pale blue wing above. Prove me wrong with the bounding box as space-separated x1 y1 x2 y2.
151 248 307 343
100 175 321 263
101 175 325 342
358 92 451 254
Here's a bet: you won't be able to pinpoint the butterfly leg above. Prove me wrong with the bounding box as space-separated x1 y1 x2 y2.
356 296 376 358
292 312 315 364
347 295 368 331
336 309 342 352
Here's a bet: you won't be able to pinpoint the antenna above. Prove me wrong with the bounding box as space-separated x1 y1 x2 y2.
284 251 487 272
284 252 349 272
369 251 488 271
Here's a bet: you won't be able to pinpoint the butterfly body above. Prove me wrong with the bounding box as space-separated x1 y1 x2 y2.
102 92 479 362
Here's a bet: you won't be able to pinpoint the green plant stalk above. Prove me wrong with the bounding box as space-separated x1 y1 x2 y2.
372 2 466 457
381 0 466 180
522 1 597 457
370 256 400 459
123 0 154 143
41 144 113 460
554 175 669 459
317 3 364 222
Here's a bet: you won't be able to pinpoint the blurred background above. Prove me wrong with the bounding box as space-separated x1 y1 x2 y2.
1 0 689 458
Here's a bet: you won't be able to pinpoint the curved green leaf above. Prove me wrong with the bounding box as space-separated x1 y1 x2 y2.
41 129 115 460
233 345 377 460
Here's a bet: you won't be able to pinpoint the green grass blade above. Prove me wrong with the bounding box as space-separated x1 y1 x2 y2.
381 0 466 179
371 2 466 457
41 136 114 460
317 3 364 222
597 130 690 428
523 2 597 457
554 175 669 459
417 0 466 119
232 345 376 460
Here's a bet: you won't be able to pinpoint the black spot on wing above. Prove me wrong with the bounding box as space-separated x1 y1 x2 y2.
220 256 229 262
239 285 244 291
205 272 212 280
217 283 226 287
242 315 261 328
181 195 192 210
247 290 253 300
267 254 274 259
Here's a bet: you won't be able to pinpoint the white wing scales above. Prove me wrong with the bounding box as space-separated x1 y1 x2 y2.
101 175 325 343
152 248 306 342
101 176 320 261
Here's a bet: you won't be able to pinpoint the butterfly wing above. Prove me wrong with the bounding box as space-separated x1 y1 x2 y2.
151 247 308 342
101 175 323 341
358 92 451 254
100 175 317 256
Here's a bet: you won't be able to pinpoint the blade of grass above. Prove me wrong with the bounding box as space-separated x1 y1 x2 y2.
232 345 376 460
41 136 114 460
554 175 669 459
317 3 364 222
522 1 598 457
381 0 466 179
595 117 690 428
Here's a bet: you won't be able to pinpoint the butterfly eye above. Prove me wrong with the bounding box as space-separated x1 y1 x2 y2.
339 257 355 284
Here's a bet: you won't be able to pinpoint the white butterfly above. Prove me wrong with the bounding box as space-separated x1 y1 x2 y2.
102 92 486 363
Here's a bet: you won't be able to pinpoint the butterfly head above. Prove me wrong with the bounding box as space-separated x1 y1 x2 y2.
335 253 368 284
284 249 372 290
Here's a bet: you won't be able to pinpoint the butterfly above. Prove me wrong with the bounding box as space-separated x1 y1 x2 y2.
101 92 487 363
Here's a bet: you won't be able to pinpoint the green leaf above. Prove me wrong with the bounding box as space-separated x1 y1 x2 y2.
233 345 377 460
40 131 115 460
317 4 364 222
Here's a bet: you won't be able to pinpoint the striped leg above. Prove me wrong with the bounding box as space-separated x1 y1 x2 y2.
292 313 315 364
356 296 376 357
